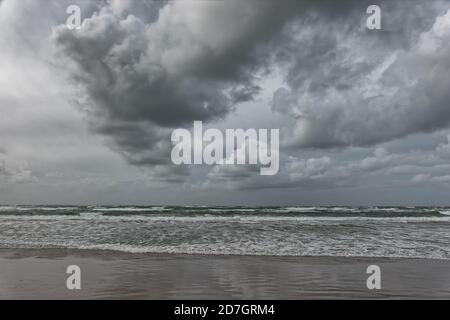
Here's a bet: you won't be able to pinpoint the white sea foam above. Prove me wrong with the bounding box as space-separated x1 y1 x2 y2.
209 208 257 212
369 207 419 213
92 206 168 212
0 206 76 211
268 207 319 213
3 241 446 260
1 214 450 223
327 207 359 212
79 212 103 218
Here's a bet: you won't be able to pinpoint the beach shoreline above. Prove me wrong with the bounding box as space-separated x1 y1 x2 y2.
1 248 450 299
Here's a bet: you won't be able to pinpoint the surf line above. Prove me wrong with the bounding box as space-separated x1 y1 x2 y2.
171 121 280 176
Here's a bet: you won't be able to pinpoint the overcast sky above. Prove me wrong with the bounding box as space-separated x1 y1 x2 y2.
2 0 450 206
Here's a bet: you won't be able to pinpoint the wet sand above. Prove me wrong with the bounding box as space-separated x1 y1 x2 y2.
0 249 450 299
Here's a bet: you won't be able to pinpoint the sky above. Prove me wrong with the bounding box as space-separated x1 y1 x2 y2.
2 0 450 206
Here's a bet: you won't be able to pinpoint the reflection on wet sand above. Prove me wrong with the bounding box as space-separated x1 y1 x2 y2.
1 249 450 299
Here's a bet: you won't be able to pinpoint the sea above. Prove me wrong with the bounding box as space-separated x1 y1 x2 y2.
1 205 450 259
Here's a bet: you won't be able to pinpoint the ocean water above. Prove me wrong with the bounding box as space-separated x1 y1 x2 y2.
1 205 450 259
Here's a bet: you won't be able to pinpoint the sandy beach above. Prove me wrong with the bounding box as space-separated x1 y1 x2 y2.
0 249 449 299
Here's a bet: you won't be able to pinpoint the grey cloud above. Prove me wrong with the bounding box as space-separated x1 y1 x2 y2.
273 1 450 148
43 0 450 192
0 160 36 184
51 0 450 168
3 0 450 204
50 0 301 168
50 0 370 169
205 133 450 191
437 135 450 159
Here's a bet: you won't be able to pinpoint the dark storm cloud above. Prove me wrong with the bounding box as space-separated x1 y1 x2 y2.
3 0 450 204
50 0 370 167
273 0 450 148
49 0 450 189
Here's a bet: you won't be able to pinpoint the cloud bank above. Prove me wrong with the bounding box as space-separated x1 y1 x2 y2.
3 0 450 204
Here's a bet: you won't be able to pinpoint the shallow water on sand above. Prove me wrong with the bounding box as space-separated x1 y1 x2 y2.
1 250 450 299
